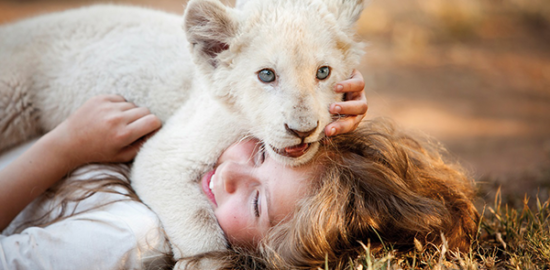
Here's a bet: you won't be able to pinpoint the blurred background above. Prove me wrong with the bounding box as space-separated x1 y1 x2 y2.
1 0 549 205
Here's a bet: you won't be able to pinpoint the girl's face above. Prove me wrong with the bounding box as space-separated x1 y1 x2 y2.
201 139 314 247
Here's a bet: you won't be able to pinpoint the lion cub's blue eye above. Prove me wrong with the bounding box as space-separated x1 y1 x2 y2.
316 66 330 80
258 69 276 83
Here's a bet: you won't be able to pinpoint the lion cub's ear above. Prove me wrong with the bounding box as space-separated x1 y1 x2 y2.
184 0 238 69
323 0 365 29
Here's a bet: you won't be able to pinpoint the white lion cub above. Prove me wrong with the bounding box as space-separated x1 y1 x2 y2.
0 0 364 267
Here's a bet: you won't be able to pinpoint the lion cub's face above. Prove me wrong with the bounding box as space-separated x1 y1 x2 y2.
186 0 364 165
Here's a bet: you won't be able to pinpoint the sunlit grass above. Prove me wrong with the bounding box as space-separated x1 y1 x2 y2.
333 189 550 269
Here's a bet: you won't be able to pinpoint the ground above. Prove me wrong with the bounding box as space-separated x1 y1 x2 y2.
1 0 549 206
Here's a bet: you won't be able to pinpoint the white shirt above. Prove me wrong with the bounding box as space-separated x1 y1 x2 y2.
0 141 170 270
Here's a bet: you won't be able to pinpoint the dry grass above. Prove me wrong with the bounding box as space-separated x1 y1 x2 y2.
338 155 550 269
333 188 550 270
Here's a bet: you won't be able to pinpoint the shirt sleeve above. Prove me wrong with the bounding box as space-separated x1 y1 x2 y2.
0 197 169 270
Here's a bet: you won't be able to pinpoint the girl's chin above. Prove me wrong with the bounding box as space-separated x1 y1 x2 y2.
201 170 217 207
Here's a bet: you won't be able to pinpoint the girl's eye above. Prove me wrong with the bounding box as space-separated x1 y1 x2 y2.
258 69 276 83
253 190 260 217
259 148 266 164
255 144 266 165
316 66 330 80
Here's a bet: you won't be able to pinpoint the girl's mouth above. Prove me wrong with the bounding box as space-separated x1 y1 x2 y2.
201 170 217 206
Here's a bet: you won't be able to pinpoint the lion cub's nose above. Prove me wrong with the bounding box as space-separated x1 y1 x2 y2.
285 122 319 139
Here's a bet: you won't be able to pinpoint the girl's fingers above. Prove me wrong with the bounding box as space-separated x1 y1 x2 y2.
126 114 162 143
349 69 364 85
328 69 368 136
102 94 127 102
100 94 137 111
123 106 152 123
325 116 361 137
111 101 137 112
330 100 368 116
334 69 365 93
345 87 366 101
111 118 161 162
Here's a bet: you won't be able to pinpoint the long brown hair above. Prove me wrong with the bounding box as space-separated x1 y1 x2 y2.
257 118 479 269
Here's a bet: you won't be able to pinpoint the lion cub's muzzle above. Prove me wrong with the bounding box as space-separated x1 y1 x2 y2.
284 122 318 140
269 121 319 158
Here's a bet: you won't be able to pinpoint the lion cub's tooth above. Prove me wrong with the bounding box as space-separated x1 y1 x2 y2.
209 178 214 190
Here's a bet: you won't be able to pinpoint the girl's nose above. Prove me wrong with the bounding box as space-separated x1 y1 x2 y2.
221 162 254 194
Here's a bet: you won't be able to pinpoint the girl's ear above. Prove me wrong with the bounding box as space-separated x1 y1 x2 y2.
184 0 238 70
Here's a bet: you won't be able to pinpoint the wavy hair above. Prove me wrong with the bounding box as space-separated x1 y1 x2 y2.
255 118 479 269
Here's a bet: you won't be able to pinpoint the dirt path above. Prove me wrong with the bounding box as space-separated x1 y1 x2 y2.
2 0 549 202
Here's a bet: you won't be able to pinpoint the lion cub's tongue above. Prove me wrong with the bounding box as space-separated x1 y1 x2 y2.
284 143 309 157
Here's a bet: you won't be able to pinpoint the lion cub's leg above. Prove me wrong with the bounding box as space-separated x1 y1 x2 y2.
0 72 41 153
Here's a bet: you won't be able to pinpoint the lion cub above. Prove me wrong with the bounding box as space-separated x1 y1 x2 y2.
0 0 364 267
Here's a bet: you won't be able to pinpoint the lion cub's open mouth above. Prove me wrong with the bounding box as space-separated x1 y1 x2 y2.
271 143 311 158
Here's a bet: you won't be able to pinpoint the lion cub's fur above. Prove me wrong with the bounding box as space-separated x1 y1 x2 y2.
0 0 364 268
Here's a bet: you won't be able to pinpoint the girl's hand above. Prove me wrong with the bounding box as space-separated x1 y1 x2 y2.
51 94 162 166
325 69 368 136
0 94 161 230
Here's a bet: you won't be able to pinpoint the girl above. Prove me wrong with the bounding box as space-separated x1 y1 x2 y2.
184 118 479 270
0 72 368 269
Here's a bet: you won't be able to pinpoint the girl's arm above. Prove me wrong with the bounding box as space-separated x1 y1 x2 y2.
0 95 161 231
326 69 368 136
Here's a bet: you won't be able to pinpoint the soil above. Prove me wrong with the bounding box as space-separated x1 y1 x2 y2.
1 0 549 204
